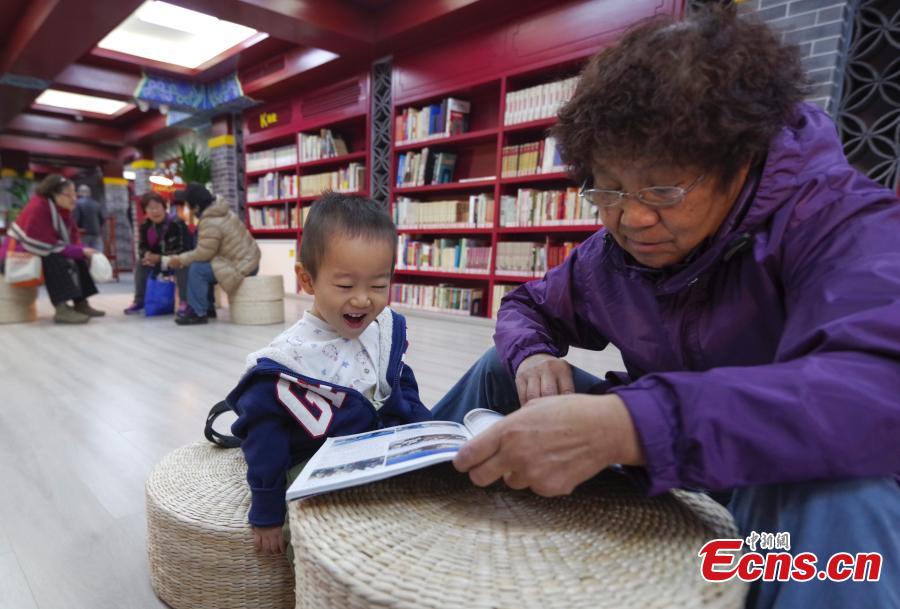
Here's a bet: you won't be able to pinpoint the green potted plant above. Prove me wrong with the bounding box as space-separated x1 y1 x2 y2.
176 143 212 187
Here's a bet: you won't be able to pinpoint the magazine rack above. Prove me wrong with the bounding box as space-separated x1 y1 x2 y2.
146 442 294 609
288 467 747 609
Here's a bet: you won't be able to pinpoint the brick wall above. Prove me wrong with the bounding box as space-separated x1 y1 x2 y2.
737 0 854 116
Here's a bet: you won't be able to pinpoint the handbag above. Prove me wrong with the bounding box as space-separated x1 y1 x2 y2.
3 239 43 287
89 252 113 283
144 272 176 316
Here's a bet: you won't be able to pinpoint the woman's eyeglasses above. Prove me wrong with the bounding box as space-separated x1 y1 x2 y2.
579 174 705 209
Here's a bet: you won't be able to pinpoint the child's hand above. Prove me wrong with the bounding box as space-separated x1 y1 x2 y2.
252 525 286 554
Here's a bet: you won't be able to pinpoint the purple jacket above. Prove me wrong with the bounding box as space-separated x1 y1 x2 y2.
495 104 900 495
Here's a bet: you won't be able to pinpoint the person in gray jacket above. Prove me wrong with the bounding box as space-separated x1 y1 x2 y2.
73 184 105 252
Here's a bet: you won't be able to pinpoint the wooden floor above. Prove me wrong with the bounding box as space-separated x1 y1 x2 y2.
0 276 622 609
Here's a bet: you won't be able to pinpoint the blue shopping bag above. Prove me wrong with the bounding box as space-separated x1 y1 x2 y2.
145 273 176 316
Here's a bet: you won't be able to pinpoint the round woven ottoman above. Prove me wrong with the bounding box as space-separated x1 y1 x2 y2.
229 275 284 325
146 442 294 609
289 468 746 609
0 277 37 323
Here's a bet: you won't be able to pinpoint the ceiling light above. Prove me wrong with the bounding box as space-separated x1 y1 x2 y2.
34 90 129 116
123 170 137 180
149 175 174 186
98 1 265 70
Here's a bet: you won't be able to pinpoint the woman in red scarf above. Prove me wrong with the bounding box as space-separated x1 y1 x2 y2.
1 174 104 323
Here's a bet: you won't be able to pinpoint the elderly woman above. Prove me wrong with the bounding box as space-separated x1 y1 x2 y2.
1 174 104 323
167 183 260 325
433 7 899 608
124 191 192 315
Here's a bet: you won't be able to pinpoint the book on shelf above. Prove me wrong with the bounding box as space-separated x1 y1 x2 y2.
391 283 484 316
248 205 292 230
491 284 518 319
294 204 311 228
298 129 350 163
495 240 578 276
499 187 599 227
395 97 471 144
394 194 494 229
504 76 579 126
247 173 299 202
300 164 366 197
501 137 565 177
396 236 492 274
246 145 297 172
286 409 502 501
396 150 457 187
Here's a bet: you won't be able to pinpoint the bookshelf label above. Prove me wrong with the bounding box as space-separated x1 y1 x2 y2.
248 103 292 133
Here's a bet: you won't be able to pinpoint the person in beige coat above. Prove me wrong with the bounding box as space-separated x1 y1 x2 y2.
168 183 260 325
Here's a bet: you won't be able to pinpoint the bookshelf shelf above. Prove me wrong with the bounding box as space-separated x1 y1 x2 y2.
398 227 494 235
246 164 297 178
499 171 571 185
247 198 297 206
501 117 557 133
394 179 495 194
297 151 367 170
492 274 541 283
497 223 603 234
395 128 498 152
394 269 491 281
249 228 297 236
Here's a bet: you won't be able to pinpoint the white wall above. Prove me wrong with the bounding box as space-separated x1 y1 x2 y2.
257 239 298 294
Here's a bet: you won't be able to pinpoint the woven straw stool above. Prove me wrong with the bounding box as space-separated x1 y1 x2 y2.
289 467 747 609
0 277 37 323
229 274 285 325
146 442 294 609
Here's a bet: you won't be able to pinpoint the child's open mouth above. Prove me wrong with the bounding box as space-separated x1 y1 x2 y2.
343 313 366 329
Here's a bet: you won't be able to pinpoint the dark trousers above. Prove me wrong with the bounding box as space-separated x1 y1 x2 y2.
41 253 98 306
133 263 188 306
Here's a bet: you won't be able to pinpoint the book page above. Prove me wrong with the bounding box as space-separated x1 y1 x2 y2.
463 408 504 437
287 420 470 501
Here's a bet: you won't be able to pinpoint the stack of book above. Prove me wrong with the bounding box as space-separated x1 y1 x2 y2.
300 164 366 197
391 283 484 316
491 284 518 318
394 194 493 229
501 137 565 177
247 173 298 202
395 98 471 143
396 237 492 274
495 241 578 277
298 129 349 162
396 149 458 187
504 76 579 126
248 206 291 230
499 187 599 227
246 145 297 172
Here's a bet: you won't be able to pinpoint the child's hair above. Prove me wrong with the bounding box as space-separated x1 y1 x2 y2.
300 192 397 279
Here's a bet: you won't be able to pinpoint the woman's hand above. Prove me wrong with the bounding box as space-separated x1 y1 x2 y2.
82 247 97 260
142 253 161 266
252 525 285 554
515 354 575 404
167 256 183 269
453 393 645 497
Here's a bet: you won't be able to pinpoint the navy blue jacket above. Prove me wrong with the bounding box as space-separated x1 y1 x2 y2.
229 310 431 526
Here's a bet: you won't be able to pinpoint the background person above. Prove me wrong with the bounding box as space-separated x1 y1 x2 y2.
124 192 192 315
167 183 260 325
0 174 104 323
434 7 900 609
73 184 105 252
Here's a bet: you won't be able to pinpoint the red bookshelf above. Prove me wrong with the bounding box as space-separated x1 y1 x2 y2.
389 60 604 319
243 74 371 239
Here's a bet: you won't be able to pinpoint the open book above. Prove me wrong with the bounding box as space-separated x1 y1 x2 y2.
286 409 503 501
